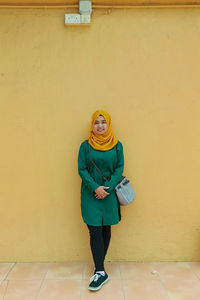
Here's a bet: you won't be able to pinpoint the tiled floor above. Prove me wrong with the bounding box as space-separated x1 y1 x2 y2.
0 261 200 299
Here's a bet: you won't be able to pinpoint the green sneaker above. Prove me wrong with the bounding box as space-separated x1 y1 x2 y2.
88 272 109 291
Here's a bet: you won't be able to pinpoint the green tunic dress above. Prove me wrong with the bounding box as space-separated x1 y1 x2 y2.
78 140 124 226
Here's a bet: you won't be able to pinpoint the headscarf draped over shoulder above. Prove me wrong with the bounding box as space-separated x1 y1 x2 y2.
88 110 118 151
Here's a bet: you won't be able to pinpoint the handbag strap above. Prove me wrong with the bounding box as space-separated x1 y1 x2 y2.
88 143 107 181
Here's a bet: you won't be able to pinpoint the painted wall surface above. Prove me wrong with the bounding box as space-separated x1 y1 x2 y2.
0 7 200 262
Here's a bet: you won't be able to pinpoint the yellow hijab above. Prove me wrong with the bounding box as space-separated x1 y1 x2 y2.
88 110 118 151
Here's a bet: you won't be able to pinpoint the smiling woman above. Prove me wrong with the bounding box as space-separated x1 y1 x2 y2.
87 110 118 152
93 115 108 135
78 110 124 291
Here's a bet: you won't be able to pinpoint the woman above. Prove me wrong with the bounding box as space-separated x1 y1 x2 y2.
78 110 124 291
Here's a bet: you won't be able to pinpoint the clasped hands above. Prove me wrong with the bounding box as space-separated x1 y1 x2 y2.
94 186 110 199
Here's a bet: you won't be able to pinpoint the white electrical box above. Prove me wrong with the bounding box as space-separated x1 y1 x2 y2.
64 0 92 26
65 14 81 25
79 0 92 14
80 14 91 24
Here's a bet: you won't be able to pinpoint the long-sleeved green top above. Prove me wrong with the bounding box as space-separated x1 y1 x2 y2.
78 140 124 226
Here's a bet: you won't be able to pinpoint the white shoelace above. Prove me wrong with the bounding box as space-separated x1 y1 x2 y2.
90 273 101 283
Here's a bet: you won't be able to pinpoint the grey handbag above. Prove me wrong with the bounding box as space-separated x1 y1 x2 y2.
88 144 136 205
115 176 136 206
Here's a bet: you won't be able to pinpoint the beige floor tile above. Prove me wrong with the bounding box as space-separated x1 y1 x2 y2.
122 278 169 300
0 263 15 280
37 279 81 300
3 280 41 300
119 262 160 280
7 263 49 280
155 262 197 280
82 262 94 280
0 280 8 300
187 262 200 279
81 279 124 300
46 262 84 280
83 261 120 279
162 278 200 300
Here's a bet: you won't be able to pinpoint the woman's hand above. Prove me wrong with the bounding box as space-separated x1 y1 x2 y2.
94 186 110 199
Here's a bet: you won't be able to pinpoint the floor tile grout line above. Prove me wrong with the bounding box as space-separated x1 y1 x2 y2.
152 262 172 300
2 262 16 300
35 262 51 300
193 271 200 280
186 262 200 281
80 261 85 300
182 261 200 280
2 262 16 281
118 261 126 300
2 279 9 300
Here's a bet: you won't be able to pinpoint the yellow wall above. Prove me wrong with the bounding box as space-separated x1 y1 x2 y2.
0 7 200 262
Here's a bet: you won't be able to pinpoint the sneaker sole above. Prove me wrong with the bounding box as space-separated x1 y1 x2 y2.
88 276 109 291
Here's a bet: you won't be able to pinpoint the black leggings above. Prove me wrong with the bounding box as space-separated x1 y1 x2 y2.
87 223 111 271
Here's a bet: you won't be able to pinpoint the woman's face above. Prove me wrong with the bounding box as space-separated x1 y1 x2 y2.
93 115 108 135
